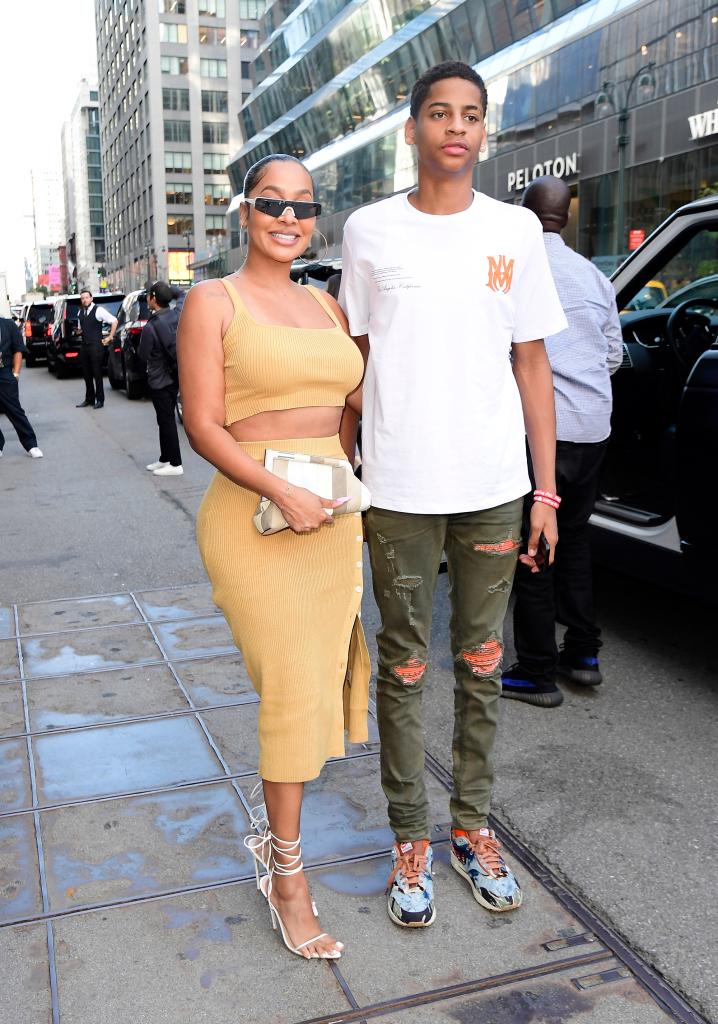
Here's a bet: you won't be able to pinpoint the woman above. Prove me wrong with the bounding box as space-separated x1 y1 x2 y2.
177 154 368 961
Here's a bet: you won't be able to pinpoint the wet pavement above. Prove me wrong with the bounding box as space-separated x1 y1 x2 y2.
0 581 708 1024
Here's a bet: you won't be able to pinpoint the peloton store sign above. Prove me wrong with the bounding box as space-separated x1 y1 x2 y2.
507 152 579 193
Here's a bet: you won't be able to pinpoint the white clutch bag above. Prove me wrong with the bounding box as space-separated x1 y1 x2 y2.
253 449 371 536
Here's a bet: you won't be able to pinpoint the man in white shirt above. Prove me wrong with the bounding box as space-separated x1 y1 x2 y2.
75 290 118 410
340 61 567 928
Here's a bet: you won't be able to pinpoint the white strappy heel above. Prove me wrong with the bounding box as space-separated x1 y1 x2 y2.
259 833 342 959
242 782 271 890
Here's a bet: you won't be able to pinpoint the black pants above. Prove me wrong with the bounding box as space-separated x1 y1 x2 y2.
80 342 105 404
150 385 181 466
512 439 608 682
0 370 38 451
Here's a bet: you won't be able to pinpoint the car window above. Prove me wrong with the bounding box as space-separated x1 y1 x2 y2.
64 299 83 321
97 299 123 317
622 228 718 312
28 305 53 323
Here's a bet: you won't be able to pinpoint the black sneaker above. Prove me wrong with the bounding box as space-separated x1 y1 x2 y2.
557 649 602 686
501 664 563 708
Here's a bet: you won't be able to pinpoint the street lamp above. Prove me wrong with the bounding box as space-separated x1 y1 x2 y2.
596 62 656 256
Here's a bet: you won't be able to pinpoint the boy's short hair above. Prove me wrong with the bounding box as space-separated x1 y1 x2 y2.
410 61 488 121
148 281 173 307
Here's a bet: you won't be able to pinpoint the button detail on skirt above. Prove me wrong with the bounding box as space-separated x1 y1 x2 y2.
356 561 362 568
355 585 362 593
356 535 363 542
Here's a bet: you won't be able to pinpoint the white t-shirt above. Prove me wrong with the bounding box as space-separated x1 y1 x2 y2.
339 190 568 514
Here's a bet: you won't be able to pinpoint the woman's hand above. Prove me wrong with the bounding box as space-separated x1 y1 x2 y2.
277 487 350 533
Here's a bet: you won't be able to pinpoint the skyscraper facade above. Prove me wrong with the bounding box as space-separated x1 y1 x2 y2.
95 0 262 291
62 79 106 293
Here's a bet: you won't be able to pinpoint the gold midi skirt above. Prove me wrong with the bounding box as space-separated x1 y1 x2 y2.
196 435 370 783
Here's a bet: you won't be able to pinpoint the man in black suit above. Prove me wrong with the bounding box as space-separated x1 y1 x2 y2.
75 290 118 409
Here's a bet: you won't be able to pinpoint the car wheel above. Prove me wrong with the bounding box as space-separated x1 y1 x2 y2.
108 367 124 390
55 361 68 380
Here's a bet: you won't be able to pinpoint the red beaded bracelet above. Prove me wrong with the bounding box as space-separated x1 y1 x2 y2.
533 489 561 509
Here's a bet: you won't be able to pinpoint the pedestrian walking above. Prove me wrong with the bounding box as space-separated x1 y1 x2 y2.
339 61 567 927
0 315 43 459
501 176 623 708
139 281 183 476
178 154 368 961
75 289 118 409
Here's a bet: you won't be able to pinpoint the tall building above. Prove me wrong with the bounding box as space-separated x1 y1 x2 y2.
227 0 718 266
95 0 263 292
62 78 106 293
30 168 65 285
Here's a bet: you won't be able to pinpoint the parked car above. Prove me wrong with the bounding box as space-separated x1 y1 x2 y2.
590 195 718 597
107 290 151 399
22 300 55 366
48 293 124 378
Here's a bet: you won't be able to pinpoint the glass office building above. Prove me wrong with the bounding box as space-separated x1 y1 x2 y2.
225 0 718 266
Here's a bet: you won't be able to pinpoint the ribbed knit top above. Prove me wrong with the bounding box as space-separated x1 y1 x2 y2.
220 277 364 427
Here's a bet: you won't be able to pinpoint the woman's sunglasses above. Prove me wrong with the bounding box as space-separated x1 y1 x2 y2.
244 196 321 220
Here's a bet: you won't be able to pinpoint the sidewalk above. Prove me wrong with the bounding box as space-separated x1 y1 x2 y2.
0 581 706 1024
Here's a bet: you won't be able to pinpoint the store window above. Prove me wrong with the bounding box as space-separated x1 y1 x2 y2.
161 55 189 74
164 119 191 142
199 25 226 45
162 87 189 111
201 58 227 77
167 214 194 235
205 182 231 205
166 182 193 205
240 29 259 48
198 0 225 14
203 153 228 173
206 214 227 236
240 0 264 18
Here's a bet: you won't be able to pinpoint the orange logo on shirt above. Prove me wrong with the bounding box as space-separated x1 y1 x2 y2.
486 255 514 294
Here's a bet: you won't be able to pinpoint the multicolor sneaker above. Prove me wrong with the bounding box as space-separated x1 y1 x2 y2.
558 649 602 686
450 828 522 912
501 664 563 708
386 839 436 927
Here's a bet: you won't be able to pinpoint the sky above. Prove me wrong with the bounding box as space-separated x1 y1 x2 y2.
0 0 98 300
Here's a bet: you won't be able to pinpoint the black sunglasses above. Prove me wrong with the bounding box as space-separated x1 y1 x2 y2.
245 196 321 220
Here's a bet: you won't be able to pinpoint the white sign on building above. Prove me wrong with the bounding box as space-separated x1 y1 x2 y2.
688 106 718 140
507 153 580 193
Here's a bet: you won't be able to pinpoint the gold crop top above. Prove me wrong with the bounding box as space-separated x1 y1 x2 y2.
220 278 364 427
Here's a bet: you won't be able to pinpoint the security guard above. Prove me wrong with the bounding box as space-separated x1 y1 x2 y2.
75 289 118 409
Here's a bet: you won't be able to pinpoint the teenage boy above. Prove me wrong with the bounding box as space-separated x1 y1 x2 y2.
340 61 567 927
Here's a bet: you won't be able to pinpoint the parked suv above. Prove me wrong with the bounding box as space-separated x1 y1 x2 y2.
590 195 718 597
48 293 124 378
22 301 55 366
108 290 151 399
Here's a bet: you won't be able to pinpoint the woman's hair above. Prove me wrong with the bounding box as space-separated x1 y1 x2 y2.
242 154 314 197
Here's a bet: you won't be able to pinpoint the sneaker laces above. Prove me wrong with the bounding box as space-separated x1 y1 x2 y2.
457 829 507 879
386 840 430 893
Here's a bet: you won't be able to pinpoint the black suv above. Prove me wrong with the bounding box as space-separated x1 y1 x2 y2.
589 195 718 596
48 293 124 378
107 290 151 399
22 301 55 366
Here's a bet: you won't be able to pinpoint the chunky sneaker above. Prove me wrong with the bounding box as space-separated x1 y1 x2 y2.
146 461 168 471
501 664 563 707
386 840 435 928
558 649 602 686
153 464 184 476
451 828 522 912
27 447 44 458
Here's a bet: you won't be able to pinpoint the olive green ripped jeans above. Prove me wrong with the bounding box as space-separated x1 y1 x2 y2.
366 498 523 841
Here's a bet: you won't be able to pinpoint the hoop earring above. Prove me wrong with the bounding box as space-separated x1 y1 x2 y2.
239 226 248 260
298 229 328 266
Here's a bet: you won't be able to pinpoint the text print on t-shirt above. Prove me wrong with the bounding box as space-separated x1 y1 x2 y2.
371 266 421 292
486 255 515 294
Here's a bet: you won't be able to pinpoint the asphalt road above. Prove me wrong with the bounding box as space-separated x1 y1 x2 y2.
3 365 716 1022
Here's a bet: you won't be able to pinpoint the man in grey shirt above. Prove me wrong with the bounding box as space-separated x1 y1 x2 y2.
502 176 623 708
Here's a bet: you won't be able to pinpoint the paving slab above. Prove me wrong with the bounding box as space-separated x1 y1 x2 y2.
0 607 14 640
0 682 25 736
0 737 32 811
18 594 142 636
237 754 450 867
153 616 237 661
173 654 258 707
309 846 598 1007
33 717 223 804
21 624 160 678
0 923 53 1024
25 664 188 732
42 781 252 911
0 814 42 922
135 584 220 622
0 637 19 680
53 883 351 1024
368 958 673 1023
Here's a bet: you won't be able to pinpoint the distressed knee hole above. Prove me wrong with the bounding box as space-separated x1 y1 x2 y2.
460 638 503 676
393 575 422 590
473 537 520 554
392 657 427 685
487 578 511 594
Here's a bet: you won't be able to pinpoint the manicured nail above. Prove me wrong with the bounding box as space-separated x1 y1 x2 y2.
334 496 351 505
